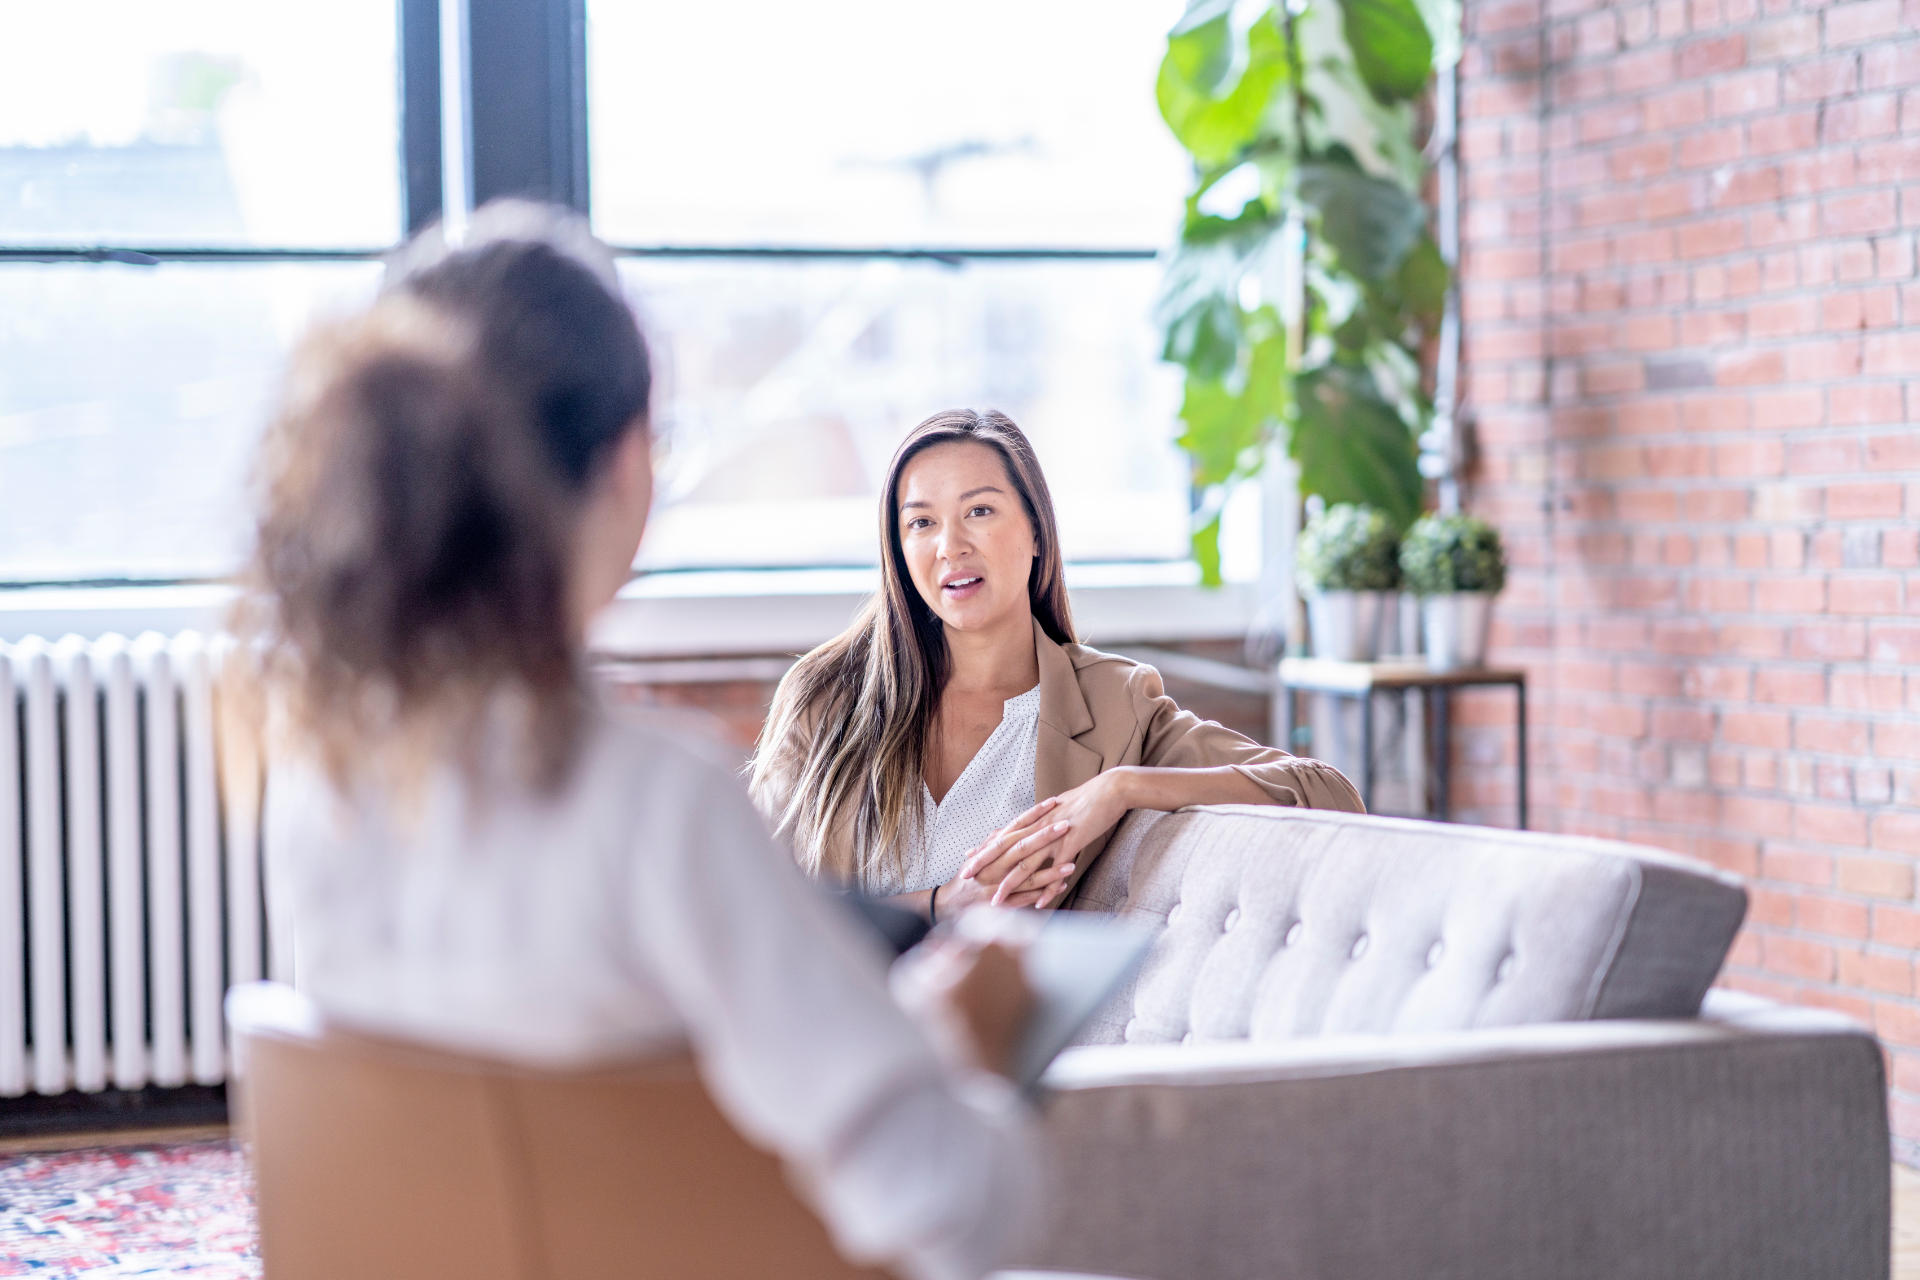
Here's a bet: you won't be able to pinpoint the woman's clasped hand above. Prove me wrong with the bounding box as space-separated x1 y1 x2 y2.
946 769 1140 910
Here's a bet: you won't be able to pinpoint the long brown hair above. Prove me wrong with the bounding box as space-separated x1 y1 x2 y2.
234 206 652 795
751 409 1074 885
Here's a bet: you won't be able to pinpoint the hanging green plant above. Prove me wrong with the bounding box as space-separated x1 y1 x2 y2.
1154 0 1458 583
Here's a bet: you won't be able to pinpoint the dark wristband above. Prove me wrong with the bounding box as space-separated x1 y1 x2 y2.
928 882 940 925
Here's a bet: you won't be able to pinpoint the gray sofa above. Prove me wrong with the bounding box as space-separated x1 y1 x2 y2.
1031 805 1889 1280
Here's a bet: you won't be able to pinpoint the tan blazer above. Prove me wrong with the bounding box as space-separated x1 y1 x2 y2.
759 617 1364 897
1027 618 1363 898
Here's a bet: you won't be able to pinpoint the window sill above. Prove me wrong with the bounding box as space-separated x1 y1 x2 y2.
0 564 1262 655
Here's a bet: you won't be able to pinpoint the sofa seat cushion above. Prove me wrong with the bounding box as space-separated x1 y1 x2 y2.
1071 806 1746 1046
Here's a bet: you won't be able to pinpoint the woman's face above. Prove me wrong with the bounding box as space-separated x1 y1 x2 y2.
896 441 1038 636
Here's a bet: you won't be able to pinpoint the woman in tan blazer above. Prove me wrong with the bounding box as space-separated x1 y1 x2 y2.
750 409 1362 922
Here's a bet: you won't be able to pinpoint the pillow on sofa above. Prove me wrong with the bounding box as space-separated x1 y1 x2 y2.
1070 806 1747 1047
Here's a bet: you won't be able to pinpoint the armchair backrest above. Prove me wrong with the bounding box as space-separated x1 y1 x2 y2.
226 983 887 1280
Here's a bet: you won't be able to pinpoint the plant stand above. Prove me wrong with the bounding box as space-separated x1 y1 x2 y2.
1277 659 1527 829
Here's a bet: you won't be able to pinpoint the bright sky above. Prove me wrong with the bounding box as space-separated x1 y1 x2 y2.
0 0 400 244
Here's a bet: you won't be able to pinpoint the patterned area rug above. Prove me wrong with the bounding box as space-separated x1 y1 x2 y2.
0 1139 258 1277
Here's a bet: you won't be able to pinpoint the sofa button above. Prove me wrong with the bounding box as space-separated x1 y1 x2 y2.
1284 921 1303 947
1350 933 1369 960
1223 908 1240 932
1496 953 1516 982
1426 940 1445 968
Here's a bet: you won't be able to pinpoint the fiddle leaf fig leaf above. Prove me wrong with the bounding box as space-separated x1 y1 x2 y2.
1176 319 1289 488
1166 0 1237 91
1298 160 1426 282
1290 364 1423 530
1157 10 1291 169
1396 233 1450 322
1162 295 1242 381
1337 0 1434 102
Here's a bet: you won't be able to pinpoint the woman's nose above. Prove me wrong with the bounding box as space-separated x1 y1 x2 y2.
935 522 972 558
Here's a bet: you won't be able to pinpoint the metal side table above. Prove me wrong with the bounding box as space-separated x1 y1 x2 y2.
1277 659 1528 828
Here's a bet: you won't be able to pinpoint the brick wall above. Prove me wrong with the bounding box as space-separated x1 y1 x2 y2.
1458 0 1920 1155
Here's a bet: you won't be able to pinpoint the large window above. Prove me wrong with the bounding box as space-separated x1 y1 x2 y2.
3 0 1209 588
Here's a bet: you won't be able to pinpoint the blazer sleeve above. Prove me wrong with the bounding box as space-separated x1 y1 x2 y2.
1126 662 1366 812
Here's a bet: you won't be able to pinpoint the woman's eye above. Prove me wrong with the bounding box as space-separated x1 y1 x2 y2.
906 517 932 531
968 505 992 518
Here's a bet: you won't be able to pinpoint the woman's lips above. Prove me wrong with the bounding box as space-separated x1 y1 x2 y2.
942 575 984 599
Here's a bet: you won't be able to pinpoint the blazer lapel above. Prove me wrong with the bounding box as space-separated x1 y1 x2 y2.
1034 619 1103 800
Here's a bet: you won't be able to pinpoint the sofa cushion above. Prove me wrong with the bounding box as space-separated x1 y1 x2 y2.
1070 806 1747 1046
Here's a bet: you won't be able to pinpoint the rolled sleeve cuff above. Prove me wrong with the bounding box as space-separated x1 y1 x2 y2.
1231 759 1366 813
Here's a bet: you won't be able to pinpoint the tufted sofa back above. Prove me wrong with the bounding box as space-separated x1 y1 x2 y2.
1070 806 1747 1047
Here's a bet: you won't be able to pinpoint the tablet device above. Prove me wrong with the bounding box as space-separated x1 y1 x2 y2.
952 910 1156 1090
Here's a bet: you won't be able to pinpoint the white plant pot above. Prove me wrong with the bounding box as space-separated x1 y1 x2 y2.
1422 592 1495 671
1306 590 1389 662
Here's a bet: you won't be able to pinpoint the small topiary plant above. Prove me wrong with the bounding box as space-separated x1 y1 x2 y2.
1296 504 1401 594
1399 514 1508 595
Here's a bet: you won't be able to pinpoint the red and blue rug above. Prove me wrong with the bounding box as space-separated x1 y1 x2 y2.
0 1139 257 1277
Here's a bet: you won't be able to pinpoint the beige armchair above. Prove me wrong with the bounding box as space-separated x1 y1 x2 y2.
226 982 889 1280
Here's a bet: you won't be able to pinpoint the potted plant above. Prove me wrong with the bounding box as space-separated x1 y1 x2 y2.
1400 513 1507 670
1296 504 1400 661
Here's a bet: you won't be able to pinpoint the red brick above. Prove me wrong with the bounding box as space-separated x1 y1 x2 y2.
1761 846 1833 886
1751 110 1820 155
1755 668 1829 705
1839 856 1917 899
1797 715 1870 754
1802 896 1872 939
1875 906 1920 949
1867 432 1920 470
1871 625 1920 663
1875 813 1920 856
1723 710 1792 748
1825 0 1903 47
1838 948 1913 996
1797 804 1870 847
1678 33 1746 77
1825 192 1900 238
1791 622 1868 660
1827 483 1906 520
1830 577 1901 614
1755 577 1826 613
1877 721 1920 760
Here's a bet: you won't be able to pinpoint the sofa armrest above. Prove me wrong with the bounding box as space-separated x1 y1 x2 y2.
1028 1000 1888 1280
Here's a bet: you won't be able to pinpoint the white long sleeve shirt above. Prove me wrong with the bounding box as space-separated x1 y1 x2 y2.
266 702 1043 1280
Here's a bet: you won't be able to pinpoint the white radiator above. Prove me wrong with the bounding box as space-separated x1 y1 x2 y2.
0 632 276 1099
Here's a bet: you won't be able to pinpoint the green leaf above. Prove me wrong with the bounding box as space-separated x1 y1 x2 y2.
1154 202 1279 379
1396 233 1450 321
1337 0 1434 102
1167 0 1236 91
1298 160 1426 282
1192 513 1225 587
1157 11 1291 169
1162 295 1242 381
1290 364 1423 529
1176 320 1289 486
